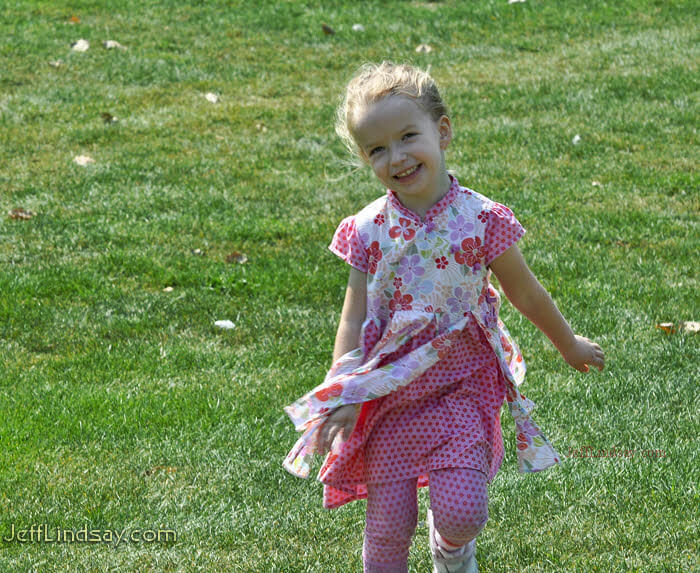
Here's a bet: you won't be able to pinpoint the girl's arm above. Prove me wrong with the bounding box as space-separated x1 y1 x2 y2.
319 267 367 455
332 266 368 362
489 244 605 372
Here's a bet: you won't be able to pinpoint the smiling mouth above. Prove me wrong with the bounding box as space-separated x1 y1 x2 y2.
393 164 421 180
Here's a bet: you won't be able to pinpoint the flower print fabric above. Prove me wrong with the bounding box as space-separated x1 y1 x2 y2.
284 176 561 509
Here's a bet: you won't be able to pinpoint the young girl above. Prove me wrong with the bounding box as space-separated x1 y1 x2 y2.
283 62 604 573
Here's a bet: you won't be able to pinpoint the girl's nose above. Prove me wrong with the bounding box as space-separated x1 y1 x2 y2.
389 145 406 166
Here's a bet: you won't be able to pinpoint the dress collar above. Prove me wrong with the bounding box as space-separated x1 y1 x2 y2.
387 174 460 224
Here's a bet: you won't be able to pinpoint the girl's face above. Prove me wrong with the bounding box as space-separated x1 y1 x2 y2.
351 95 452 209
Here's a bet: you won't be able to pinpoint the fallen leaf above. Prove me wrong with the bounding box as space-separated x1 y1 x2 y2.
48 60 63 68
73 155 95 166
71 39 89 52
572 134 582 145
321 23 336 35
656 321 700 334
69 15 81 23
226 251 248 264
352 24 365 32
103 40 126 50
8 208 36 220
415 43 433 53
592 181 602 187
508 0 526 3
214 320 236 330
205 92 219 103
100 111 118 124
163 286 174 292
256 123 267 133
191 248 204 256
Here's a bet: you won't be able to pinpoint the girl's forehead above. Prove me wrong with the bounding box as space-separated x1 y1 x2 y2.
352 95 431 143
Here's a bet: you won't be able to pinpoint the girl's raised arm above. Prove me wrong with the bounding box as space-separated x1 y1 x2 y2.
489 244 605 373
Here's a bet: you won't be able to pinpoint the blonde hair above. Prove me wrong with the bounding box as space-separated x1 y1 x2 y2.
335 61 449 161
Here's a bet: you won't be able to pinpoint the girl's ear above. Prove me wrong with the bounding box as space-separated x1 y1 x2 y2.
438 115 452 150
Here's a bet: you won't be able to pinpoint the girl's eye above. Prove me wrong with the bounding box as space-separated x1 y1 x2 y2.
403 132 417 140
369 146 384 156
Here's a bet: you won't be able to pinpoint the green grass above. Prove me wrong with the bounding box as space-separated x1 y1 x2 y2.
1 0 698 571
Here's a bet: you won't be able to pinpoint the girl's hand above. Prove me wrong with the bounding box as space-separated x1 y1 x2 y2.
318 404 359 456
562 335 605 372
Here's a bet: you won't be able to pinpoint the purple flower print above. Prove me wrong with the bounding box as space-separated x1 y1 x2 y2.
520 419 540 437
342 378 370 402
390 358 420 380
482 306 497 329
447 214 474 242
397 254 425 284
359 230 370 248
446 287 471 317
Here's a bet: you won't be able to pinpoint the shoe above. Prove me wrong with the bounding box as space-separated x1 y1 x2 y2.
427 507 478 573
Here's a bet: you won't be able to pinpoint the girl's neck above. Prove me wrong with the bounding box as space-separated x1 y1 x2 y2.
394 171 452 219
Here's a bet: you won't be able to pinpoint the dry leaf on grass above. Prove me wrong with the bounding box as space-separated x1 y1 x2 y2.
8 208 36 220
68 15 81 23
214 320 236 330
415 44 433 53
48 60 63 68
572 134 582 145
321 23 336 35
74 155 95 166
226 251 248 264
352 24 365 32
204 92 219 103
656 322 676 333
163 286 174 292
71 39 89 52
656 321 700 334
103 40 126 50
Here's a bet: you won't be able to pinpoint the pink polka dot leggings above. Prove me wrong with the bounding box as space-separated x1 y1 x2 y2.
362 468 488 573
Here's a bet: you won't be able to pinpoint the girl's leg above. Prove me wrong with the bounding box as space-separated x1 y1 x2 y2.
363 477 419 573
428 467 489 548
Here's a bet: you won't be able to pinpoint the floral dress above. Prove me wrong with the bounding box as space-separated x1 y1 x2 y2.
284 176 561 509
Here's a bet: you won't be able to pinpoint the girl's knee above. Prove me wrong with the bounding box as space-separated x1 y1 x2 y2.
432 504 488 546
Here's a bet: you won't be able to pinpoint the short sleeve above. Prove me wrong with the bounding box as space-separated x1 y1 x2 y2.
484 203 526 266
328 216 369 272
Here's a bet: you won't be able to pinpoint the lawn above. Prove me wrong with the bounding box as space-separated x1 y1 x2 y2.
0 0 698 571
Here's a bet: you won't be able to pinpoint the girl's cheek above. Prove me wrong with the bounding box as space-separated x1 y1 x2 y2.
372 158 387 174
